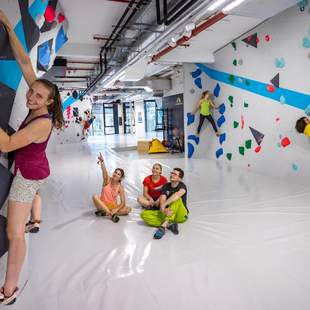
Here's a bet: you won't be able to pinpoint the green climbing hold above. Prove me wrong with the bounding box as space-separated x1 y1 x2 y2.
226 153 232 161
245 139 252 149
228 75 235 83
239 146 245 155
244 102 249 108
233 121 239 128
233 59 237 66
245 80 250 86
231 41 237 50
230 104 233 108
228 96 234 103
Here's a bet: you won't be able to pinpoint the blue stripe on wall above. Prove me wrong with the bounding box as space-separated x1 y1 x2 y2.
0 0 48 90
196 63 310 111
62 96 78 111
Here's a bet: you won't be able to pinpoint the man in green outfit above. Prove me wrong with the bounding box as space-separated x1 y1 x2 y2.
140 168 188 239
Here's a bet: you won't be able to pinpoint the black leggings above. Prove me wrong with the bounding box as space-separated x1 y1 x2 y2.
197 114 218 134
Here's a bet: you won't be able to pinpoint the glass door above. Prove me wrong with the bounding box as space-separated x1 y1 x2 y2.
144 100 157 132
103 103 118 135
123 102 135 134
91 103 104 136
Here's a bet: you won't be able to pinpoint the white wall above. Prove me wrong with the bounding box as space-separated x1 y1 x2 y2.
184 4 310 183
164 71 184 97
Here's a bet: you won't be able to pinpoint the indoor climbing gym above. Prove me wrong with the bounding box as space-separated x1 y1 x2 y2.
0 0 310 309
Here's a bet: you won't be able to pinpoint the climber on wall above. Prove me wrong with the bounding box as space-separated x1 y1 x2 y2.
192 90 220 137
0 10 64 305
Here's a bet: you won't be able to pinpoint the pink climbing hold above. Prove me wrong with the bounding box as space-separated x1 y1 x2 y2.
58 13 65 23
44 5 56 23
266 84 275 92
275 117 280 122
265 35 271 42
255 146 261 153
281 137 291 148
241 115 245 129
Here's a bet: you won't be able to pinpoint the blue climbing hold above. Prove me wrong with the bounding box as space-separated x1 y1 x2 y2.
56 26 68 53
213 83 221 98
188 142 195 158
218 103 226 115
215 148 224 159
194 77 202 89
187 112 195 126
219 133 226 145
275 57 285 68
38 41 51 70
217 115 226 128
302 37 310 48
292 163 299 171
188 134 200 145
191 68 202 79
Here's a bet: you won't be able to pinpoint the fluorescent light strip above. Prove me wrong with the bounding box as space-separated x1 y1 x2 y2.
207 0 229 11
222 0 247 12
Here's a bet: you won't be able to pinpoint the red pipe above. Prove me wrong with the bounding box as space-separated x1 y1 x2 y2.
151 11 227 62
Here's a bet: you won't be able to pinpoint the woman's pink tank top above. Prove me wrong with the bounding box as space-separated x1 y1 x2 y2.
100 182 120 205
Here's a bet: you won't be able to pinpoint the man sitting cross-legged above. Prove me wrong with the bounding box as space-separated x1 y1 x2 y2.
140 168 188 239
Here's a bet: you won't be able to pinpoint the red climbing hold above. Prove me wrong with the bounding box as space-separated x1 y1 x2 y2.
241 115 245 129
44 5 56 23
264 35 271 42
58 13 65 23
255 146 261 153
281 137 291 148
266 84 275 92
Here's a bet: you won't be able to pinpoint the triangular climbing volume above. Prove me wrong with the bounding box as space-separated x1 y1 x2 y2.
242 33 258 48
249 126 265 145
270 73 280 88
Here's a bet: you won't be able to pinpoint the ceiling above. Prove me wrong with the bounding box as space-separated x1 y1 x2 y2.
52 0 299 99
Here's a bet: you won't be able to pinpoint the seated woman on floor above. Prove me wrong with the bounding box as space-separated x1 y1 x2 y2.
137 163 167 210
92 152 131 222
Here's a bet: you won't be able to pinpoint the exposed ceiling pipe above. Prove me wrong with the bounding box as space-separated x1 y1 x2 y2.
67 60 99 65
82 0 146 95
151 11 226 62
97 0 213 90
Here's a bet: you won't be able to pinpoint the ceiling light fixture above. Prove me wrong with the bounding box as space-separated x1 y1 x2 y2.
222 0 247 12
183 22 195 38
168 37 178 48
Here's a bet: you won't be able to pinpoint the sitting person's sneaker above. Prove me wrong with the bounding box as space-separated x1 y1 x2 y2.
111 214 120 223
25 220 41 233
167 223 179 235
95 210 106 217
153 226 165 239
0 287 18 305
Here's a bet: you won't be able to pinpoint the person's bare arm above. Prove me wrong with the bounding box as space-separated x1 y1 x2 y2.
0 119 52 153
161 189 186 209
98 152 110 186
0 10 36 87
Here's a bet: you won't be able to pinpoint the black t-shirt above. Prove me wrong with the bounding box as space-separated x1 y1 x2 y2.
162 181 188 212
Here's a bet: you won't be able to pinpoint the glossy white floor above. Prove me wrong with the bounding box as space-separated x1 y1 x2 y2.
3 135 310 310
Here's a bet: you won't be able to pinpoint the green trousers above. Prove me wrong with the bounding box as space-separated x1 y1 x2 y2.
140 198 188 227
